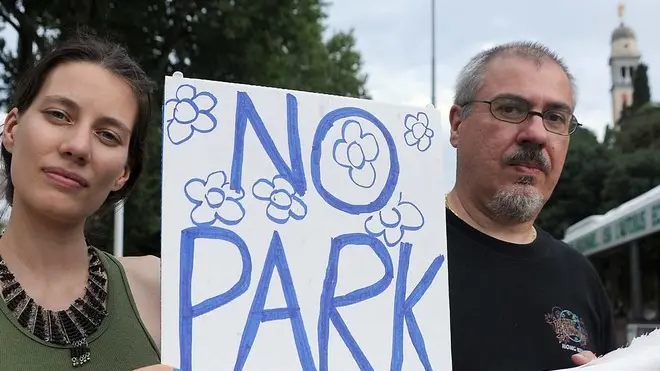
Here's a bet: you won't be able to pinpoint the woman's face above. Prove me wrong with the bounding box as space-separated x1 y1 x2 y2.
2 61 138 223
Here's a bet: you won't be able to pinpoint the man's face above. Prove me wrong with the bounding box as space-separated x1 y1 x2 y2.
449 56 573 222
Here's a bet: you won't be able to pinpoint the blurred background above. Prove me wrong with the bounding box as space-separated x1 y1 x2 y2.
0 0 657 348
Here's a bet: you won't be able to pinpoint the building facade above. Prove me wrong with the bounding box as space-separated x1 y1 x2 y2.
609 4 641 124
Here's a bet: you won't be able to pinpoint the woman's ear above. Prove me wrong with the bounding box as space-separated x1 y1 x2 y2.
112 166 131 191
2 108 21 154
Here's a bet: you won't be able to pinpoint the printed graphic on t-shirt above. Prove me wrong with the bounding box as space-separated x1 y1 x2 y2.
544 306 590 353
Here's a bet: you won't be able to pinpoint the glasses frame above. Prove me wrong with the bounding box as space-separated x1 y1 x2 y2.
462 98 582 136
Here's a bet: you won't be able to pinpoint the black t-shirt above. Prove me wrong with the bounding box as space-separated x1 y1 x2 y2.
447 209 617 371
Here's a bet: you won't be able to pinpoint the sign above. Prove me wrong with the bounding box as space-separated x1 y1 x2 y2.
568 199 660 255
160 73 452 371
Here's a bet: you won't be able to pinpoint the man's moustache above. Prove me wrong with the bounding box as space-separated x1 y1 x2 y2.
504 149 550 172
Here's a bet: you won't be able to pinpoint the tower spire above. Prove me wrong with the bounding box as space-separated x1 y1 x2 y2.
618 1 625 23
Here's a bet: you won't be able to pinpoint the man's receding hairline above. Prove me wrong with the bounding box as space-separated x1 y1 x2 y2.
453 41 577 115
489 50 555 68
474 54 574 106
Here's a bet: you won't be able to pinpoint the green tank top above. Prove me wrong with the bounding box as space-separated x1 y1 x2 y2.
0 248 161 370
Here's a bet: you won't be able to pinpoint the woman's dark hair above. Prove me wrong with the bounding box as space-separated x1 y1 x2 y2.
1 30 155 209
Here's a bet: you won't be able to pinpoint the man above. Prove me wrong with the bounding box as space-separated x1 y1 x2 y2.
445 41 617 370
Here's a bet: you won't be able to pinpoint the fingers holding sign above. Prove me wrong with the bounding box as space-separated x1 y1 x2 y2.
571 350 597 365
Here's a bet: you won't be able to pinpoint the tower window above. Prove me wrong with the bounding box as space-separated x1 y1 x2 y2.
630 66 635 78
621 66 626 78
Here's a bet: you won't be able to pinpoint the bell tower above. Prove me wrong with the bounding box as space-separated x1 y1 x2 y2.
610 1 641 124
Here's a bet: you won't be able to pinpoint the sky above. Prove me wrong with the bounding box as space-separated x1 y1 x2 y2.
324 0 660 192
0 1 657 195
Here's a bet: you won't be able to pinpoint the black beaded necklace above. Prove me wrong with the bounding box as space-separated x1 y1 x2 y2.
0 246 108 367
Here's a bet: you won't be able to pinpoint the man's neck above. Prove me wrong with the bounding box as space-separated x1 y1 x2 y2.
446 188 537 244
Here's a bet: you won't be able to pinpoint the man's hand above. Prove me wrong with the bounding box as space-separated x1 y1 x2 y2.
571 351 597 365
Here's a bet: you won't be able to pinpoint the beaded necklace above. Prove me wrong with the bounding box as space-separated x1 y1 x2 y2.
0 246 108 367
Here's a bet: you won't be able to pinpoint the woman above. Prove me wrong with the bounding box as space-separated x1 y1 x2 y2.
0 32 175 370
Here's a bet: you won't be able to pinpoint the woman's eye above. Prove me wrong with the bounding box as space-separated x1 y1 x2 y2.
98 131 121 144
47 110 68 121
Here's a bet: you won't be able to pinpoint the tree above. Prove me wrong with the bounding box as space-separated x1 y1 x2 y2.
600 148 660 210
0 0 369 255
603 62 660 213
537 128 612 238
631 63 651 112
603 124 617 149
614 104 660 153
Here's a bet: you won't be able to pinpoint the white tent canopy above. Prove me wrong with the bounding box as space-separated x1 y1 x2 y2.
563 184 660 255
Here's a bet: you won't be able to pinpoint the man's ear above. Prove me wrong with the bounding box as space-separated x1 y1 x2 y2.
2 108 21 154
448 104 464 149
112 166 131 192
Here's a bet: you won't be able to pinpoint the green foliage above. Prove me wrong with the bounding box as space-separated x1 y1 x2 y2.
614 104 660 153
600 148 660 210
632 63 651 112
536 128 612 237
539 108 660 238
0 0 369 255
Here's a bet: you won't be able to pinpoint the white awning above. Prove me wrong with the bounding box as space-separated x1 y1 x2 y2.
563 184 660 255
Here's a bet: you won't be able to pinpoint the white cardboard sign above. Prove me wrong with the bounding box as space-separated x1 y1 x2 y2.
160 73 452 371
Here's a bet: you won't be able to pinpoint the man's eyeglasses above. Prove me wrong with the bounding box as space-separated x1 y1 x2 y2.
461 97 582 136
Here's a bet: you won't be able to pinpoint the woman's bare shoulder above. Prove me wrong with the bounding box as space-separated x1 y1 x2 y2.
119 255 161 288
118 254 162 350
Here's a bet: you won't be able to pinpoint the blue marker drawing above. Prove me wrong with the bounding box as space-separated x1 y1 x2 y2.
318 233 393 371
231 92 306 196
364 192 424 247
165 84 218 145
179 226 252 371
331 119 381 188
252 175 307 224
403 112 434 152
311 107 400 215
391 242 445 371
184 170 246 226
235 232 316 371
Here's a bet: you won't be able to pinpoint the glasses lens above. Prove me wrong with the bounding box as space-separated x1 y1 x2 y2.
568 116 580 134
543 110 573 135
490 97 529 122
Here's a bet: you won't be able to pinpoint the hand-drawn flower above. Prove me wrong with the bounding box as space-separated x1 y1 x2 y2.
364 192 425 247
404 112 434 152
252 175 307 224
165 84 218 145
332 119 380 188
184 170 245 226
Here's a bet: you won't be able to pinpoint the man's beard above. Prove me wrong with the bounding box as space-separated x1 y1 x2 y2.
486 176 545 223
485 143 551 223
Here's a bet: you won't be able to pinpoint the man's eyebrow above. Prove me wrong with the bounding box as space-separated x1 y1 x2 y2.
493 93 524 100
545 101 572 112
492 93 572 111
